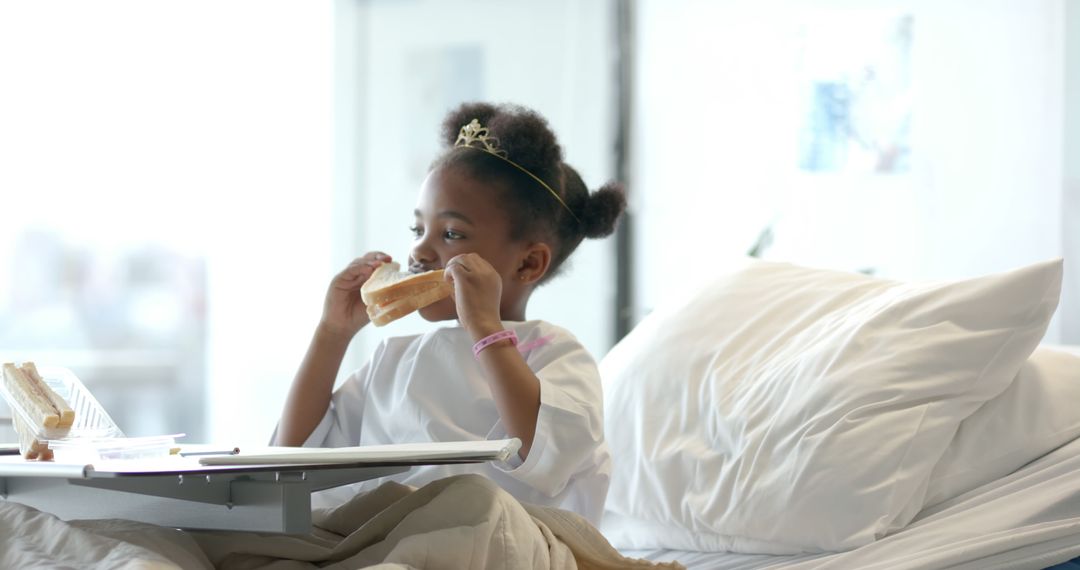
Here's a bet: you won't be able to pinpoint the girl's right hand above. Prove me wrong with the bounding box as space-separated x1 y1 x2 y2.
320 252 392 339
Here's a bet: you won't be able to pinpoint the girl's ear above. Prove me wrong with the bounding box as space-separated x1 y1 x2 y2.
517 242 552 284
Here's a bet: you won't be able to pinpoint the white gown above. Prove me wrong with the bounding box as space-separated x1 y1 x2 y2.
300 319 612 525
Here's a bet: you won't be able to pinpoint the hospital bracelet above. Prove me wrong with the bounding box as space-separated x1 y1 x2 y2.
473 330 518 359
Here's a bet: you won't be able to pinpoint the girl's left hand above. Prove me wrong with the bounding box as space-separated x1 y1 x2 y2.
444 253 503 337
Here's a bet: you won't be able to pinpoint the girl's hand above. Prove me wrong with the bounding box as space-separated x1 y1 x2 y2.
444 253 503 338
320 252 392 339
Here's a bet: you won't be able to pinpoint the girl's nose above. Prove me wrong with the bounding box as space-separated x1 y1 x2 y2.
410 238 436 266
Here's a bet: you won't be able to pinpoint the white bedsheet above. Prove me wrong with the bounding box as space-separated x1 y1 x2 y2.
0 474 677 570
618 436 1080 570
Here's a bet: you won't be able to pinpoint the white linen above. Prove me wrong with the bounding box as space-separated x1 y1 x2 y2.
302 319 611 525
620 434 1080 569
0 474 676 570
600 258 1062 553
0 501 211 569
925 345 1080 506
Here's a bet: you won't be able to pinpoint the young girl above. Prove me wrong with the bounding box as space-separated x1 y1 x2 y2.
275 102 625 524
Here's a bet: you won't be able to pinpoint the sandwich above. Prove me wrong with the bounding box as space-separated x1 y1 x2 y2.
361 261 453 326
3 362 75 429
2 362 75 460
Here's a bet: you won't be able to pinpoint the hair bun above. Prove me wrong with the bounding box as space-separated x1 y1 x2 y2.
580 182 626 239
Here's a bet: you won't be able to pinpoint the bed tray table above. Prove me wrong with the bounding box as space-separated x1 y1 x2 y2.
0 439 519 534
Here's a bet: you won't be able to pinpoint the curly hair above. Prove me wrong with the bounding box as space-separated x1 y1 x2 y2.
431 102 626 283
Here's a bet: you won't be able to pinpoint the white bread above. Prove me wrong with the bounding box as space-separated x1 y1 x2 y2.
367 285 454 326
21 362 75 428
361 262 452 326
3 362 61 428
11 415 53 461
361 262 448 304
2 362 75 460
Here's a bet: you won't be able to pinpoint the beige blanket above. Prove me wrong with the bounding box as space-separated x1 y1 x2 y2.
1 474 682 570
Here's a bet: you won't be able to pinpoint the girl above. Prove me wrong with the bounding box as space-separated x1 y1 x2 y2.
275 102 625 525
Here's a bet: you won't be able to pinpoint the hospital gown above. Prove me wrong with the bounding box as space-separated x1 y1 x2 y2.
299 319 612 525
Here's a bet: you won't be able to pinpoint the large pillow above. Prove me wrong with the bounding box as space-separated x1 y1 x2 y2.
599 258 1062 554
922 345 1080 507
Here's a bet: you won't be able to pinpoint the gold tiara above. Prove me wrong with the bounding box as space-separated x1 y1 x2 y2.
454 119 580 223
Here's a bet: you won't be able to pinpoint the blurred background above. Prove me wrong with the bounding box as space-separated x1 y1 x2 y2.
0 0 1076 447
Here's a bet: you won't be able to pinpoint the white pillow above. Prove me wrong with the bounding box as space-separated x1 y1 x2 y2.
599 258 1062 554
922 345 1080 507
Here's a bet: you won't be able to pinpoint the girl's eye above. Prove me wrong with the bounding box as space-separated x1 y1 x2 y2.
409 225 423 237
444 230 464 240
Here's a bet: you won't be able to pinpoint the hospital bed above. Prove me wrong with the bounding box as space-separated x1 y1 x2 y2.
620 437 1080 569
598 258 1080 569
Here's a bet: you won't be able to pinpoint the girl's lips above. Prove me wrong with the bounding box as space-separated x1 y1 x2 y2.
409 265 441 274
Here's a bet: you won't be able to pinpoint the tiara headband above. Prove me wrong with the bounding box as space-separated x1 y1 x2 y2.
453 119 581 223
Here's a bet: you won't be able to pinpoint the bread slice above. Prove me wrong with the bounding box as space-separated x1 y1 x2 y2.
3 362 61 428
367 284 453 326
3 362 74 460
361 262 449 305
361 262 452 326
21 362 75 428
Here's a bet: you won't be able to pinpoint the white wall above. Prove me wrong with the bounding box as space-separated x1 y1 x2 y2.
906 1 1062 277
1064 0 1080 345
198 4 336 446
632 0 1070 342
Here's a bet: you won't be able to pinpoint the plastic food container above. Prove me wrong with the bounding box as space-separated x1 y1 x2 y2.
48 434 180 463
0 364 125 459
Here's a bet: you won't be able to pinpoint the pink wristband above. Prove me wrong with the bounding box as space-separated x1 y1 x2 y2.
473 330 518 359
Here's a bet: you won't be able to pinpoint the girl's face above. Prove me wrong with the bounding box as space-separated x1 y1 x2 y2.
410 166 530 322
